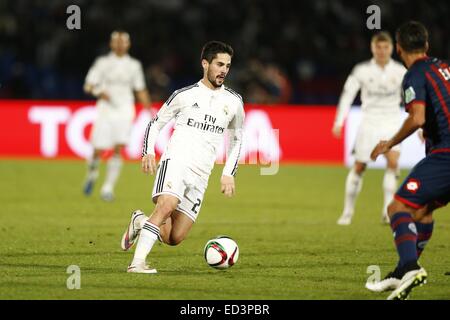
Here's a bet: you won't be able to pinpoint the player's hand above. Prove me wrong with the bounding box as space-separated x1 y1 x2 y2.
142 154 156 175
221 175 235 198
370 140 391 161
332 125 342 138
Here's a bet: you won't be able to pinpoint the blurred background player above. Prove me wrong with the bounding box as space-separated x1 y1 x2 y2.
333 31 407 225
121 41 245 274
83 30 152 201
368 21 450 300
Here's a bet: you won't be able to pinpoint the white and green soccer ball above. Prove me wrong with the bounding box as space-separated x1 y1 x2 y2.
204 236 239 269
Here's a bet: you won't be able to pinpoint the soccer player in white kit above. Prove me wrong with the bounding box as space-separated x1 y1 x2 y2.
120 41 245 273
332 32 407 225
83 31 151 201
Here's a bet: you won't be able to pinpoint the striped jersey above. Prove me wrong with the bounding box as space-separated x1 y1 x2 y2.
142 80 245 177
402 56 450 154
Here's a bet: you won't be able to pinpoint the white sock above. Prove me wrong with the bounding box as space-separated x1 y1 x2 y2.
342 168 363 216
382 169 398 216
86 157 100 181
101 155 122 194
132 222 160 266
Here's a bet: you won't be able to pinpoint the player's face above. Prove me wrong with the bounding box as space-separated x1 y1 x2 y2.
371 41 393 64
204 53 232 88
110 33 130 56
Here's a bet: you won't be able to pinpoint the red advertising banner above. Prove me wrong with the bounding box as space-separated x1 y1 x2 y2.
0 100 343 163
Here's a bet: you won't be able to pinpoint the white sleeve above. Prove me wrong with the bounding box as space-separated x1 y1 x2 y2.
333 67 361 127
142 93 181 156
222 102 245 177
133 62 146 91
85 58 103 87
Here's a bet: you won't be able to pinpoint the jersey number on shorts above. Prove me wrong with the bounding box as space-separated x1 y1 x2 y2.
191 198 202 214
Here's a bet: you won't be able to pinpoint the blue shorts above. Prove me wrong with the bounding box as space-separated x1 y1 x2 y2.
395 151 450 209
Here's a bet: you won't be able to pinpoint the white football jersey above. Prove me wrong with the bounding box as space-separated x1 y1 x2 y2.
143 80 245 177
85 52 146 120
334 58 407 127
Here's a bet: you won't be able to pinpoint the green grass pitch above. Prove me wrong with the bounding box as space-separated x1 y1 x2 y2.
0 159 449 300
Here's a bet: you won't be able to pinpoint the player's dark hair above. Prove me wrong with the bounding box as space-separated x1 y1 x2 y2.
396 21 428 53
201 41 234 63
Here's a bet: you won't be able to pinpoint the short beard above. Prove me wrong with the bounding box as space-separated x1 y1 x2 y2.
207 73 222 88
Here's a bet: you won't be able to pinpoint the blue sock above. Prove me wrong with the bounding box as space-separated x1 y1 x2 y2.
390 212 418 268
416 221 434 258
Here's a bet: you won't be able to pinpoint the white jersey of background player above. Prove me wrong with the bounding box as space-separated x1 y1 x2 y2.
332 32 406 225
83 31 151 201
121 41 245 274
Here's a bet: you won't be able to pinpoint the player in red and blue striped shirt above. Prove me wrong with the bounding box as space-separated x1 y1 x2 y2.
369 21 450 300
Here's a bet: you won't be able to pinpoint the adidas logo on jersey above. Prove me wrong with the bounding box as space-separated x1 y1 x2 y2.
192 103 199 108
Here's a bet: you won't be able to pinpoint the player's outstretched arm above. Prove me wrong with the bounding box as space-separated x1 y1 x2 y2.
222 104 244 197
136 89 152 109
221 128 242 197
141 115 165 175
371 103 425 160
133 62 151 109
141 94 181 173
332 69 361 138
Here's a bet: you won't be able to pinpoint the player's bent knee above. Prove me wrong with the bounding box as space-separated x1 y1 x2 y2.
417 212 433 224
387 199 416 218
167 234 185 246
155 197 179 217
412 204 434 222
113 144 124 155
167 226 188 246
387 162 398 170
166 239 182 246
354 163 366 175
387 200 403 216
155 204 176 218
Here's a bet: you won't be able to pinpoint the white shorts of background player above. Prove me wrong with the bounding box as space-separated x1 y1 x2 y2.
353 117 402 163
90 116 133 149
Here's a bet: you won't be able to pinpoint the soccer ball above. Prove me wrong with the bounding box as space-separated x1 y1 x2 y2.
204 236 239 269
